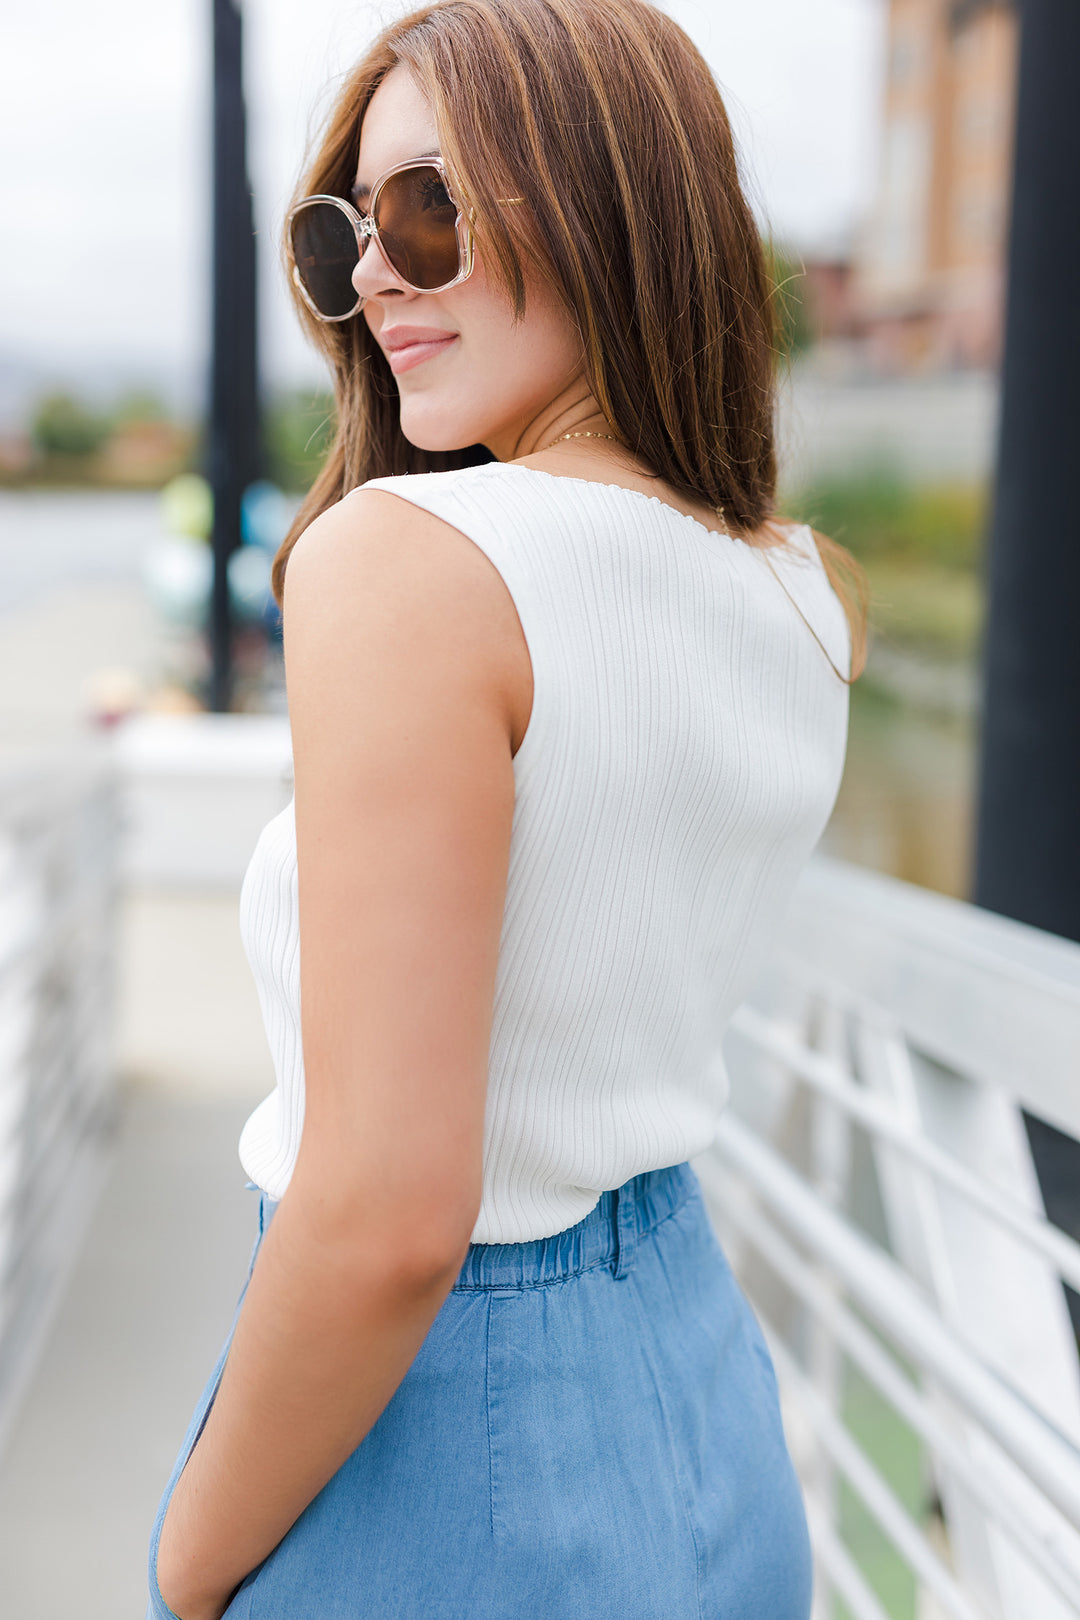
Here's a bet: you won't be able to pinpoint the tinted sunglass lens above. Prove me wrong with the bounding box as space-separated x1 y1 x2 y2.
290 202 360 318
374 165 462 290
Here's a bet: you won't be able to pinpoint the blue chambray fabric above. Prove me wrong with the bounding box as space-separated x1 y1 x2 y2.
147 1164 811 1619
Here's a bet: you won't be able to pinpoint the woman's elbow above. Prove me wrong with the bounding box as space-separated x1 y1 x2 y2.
380 1198 476 1290
288 1167 478 1292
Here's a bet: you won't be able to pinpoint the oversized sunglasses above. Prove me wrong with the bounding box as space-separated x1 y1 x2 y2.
288 157 474 322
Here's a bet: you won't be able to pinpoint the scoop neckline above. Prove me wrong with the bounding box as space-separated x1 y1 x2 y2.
473 460 809 552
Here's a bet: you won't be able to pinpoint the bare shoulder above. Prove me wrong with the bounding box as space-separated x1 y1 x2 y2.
282 488 533 755
285 488 498 618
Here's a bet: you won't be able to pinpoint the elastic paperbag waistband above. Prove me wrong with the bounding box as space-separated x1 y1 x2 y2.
452 1161 698 1290
249 1162 699 1291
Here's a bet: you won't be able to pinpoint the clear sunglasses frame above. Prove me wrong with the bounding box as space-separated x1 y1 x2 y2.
287 156 476 323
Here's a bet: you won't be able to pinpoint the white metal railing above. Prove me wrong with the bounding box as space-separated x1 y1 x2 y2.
695 856 1080 1620
0 749 118 1461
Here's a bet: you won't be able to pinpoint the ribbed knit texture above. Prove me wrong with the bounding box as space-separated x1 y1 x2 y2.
238 463 850 1242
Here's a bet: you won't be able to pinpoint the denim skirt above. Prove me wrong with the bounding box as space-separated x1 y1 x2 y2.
148 1162 812 1619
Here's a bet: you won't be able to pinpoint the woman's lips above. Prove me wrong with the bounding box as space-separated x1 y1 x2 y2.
384 333 459 375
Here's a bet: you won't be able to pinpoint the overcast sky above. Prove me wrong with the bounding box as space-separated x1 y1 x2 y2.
1 0 885 409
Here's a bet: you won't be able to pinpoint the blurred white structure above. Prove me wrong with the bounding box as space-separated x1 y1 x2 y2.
777 362 999 489
114 714 292 888
698 857 1080 1620
0 751 118 1458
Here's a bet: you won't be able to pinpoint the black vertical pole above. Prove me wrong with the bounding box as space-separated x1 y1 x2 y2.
974 0 1080 934
974 0 1080 1328
208 0 260 712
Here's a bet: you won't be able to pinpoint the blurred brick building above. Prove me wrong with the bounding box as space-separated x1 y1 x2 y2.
853 0 1018 372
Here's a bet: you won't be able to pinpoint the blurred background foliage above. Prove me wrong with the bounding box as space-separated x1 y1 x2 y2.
786 473 987 664
769 245 817 362
263 389 336 492
32 392 116 459
10 387 337 495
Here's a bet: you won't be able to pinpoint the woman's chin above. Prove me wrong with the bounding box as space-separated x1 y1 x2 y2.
398 401 486 457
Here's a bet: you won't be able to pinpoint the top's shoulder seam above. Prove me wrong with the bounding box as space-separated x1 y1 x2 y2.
362 462 503 493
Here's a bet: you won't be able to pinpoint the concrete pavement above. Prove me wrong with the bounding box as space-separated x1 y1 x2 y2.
0 890 275 1620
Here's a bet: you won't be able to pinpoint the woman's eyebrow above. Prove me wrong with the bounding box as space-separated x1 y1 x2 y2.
350 151 441 206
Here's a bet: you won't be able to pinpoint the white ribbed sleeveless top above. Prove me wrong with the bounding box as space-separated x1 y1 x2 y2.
238 462 849 1242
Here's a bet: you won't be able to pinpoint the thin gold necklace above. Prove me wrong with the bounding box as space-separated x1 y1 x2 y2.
541 429 621 451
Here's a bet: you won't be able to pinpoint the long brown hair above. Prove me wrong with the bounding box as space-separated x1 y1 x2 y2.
273 0 867 676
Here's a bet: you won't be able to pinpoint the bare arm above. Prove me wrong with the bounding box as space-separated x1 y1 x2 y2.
155 490 530 1619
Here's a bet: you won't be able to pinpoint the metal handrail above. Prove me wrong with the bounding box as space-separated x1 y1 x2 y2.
728 1003 1080 1294
0 753 118 1463
710 1113 1080 1529
714 1175 1080 1609
803 1498 894 1620
766 1332 991 1620
777 857 1080 1137
701 857 1080 1617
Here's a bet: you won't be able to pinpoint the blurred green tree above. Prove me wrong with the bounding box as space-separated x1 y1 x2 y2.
785 470 990 662
265 390 337 493
792 472 987 571
113 389 169 425
31 392 112 458
767 246 815 362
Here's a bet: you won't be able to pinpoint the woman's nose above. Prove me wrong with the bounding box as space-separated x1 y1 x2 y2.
351 231 413 303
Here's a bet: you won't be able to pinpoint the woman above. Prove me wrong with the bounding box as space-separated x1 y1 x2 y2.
149 1 863 1615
